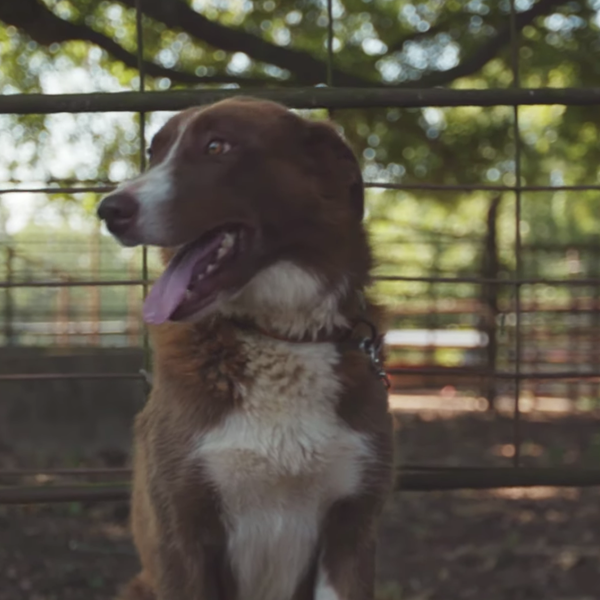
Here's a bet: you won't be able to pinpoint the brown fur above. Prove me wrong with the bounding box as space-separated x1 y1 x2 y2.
99 98 394 600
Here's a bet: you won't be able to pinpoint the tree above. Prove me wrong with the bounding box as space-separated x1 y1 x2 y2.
2 0 599 191
2 0 600 374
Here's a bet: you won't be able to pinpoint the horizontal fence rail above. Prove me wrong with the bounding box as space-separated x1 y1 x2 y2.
2 276 600 289
0 468 131 480
3 369 600 382
2 87 600 115
2 467 600 504
4 182 600 195
2 1 600 510
0 373 146 381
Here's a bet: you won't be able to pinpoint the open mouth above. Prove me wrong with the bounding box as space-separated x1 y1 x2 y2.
143 225 250 324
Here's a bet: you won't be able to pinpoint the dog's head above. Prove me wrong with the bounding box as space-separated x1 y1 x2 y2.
97 98 371 327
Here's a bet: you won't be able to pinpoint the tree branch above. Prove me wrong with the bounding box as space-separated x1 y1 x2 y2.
0 0 282 86
115 0 567 89
116 0 372 85
387 18 464 53
0 0 571 93
3 87 599 117
401 0 566 88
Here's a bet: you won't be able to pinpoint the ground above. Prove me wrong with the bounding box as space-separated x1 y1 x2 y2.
1 401 599 600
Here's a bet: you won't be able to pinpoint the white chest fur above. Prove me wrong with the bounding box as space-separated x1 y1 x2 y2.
193 338 372 600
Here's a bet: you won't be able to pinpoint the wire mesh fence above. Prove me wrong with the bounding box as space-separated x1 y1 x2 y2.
2 0 600 505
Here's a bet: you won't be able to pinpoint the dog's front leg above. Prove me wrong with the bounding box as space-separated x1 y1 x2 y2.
315 496 382 600
156 540 222 600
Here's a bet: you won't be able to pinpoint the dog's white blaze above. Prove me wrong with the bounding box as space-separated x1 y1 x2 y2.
117 114 194 246
223 261 349 339
136 162 174 208
194 339 371 600
132 151 178 244
134 166 174 240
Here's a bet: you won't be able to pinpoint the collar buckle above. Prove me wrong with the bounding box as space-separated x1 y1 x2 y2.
353 318 391 390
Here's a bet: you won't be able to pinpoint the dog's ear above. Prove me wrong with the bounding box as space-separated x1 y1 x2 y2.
303 120 365 220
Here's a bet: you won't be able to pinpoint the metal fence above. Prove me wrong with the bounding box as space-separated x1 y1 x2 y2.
2 0 600 504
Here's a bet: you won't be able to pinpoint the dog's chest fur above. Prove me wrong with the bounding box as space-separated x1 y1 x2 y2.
192 336 372 600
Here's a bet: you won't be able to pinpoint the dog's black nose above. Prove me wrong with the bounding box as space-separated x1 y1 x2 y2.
97 192 139 235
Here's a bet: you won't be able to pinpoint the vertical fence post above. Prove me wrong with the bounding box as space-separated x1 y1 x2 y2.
528 246 540 403
326 0 334 121
128 256 139 347
567 248 580 403
4 246 14 346
592 240 600 402
510 0 523 467
135 0 151 395
425 242 441 368
89 221 101 346
56 276 71 347
482 197 501 410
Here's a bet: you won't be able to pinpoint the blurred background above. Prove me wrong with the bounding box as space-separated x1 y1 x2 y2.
2 0 600 598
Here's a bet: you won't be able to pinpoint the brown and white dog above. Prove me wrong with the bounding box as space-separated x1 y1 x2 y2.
97 98 393 600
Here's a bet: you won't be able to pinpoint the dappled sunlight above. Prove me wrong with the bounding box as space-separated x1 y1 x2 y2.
389 392 591 415
3 0 600 598
485 486 580 500
92 521 130 542
389 393 488 413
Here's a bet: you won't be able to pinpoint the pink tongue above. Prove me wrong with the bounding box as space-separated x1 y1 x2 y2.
143 233 224 324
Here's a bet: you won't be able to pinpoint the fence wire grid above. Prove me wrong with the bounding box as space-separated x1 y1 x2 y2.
2 0 600 503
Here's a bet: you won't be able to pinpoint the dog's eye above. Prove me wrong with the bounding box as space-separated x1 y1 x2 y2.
206 139 231 155
146 147 153 159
